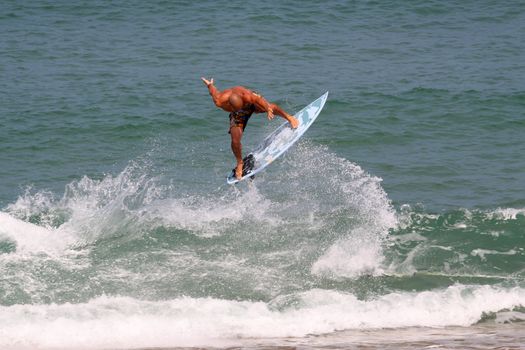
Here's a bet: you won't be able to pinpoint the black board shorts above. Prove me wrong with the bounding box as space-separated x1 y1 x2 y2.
229 105 255 133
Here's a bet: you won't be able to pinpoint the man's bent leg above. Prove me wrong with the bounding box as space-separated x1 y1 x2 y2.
230 126 244 179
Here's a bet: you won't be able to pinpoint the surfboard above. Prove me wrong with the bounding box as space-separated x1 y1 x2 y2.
227 92 328 184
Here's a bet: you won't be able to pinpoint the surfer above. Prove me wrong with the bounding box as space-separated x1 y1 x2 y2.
202 77 299 179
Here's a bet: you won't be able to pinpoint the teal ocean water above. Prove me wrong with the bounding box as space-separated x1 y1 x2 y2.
1 1 524 349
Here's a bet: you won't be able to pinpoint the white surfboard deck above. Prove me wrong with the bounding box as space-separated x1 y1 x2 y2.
227 92 328 184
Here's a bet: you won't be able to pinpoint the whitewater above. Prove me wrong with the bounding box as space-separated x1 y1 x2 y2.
1 144 524 349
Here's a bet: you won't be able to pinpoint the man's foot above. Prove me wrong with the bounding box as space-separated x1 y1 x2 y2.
235 161 243 179
288 116 299 129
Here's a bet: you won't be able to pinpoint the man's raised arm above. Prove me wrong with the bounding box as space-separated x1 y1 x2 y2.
253 93 299 128
251 93 275 120
201 77 220 106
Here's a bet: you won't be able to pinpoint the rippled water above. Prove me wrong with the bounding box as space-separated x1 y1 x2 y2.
1 1 524 349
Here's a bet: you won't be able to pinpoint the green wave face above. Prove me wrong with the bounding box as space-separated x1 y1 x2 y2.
384 207 525 289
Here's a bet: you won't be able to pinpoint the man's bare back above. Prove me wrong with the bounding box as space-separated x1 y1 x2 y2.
201 77 299 180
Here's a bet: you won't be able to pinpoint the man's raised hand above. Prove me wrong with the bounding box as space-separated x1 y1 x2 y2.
201 77 214 87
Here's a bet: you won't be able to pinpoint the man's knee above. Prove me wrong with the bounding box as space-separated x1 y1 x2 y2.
230 132 242 146
230 126 242 137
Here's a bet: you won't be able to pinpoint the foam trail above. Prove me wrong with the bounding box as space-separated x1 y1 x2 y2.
278 143 397 277
0 285 523 349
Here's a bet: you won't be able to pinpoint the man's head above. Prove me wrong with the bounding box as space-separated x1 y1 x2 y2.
229 93 244 111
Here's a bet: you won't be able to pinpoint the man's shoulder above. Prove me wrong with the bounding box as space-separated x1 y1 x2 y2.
230 86 252 92
232 86 262 97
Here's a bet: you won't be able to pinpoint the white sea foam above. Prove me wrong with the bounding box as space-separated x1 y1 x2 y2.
143 184 280 237
275 143 398 278
311 228 386 277
0 212 74 254
489 208 525 220
471 248 518 261
1 156 283 249
0 285 523 349
8 147 524 350
2 144 398 278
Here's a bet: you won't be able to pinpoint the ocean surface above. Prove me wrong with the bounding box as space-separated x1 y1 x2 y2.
1 1 524 349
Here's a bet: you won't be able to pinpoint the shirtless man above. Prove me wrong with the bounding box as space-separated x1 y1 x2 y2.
201 77 299 179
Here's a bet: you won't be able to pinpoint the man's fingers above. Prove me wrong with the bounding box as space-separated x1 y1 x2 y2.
201 77 214 86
